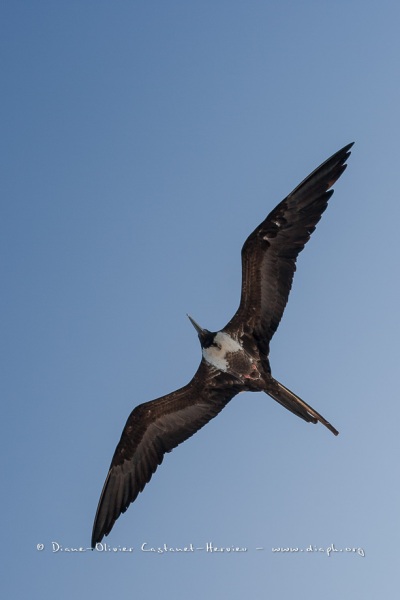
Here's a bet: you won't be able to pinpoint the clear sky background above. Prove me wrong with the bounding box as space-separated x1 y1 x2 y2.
2 1 399 598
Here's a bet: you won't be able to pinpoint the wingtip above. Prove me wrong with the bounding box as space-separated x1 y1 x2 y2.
335 141 354 160
340 141 355 158
91 525 103 549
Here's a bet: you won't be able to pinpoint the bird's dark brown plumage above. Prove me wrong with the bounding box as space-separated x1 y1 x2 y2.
224 143 353 354
91 143 353 548
92 363 242 546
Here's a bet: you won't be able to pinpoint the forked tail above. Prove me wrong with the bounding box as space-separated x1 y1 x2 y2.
265 378 339 436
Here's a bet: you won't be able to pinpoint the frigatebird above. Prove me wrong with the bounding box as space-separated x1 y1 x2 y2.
91 143 353 547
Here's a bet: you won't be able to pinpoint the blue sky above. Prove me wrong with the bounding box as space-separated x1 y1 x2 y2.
2 1 400 598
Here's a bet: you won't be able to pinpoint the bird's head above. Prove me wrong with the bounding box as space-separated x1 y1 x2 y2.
187 315 216 348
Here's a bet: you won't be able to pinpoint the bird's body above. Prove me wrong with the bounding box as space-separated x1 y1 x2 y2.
91 143 353 548
202 331 260 380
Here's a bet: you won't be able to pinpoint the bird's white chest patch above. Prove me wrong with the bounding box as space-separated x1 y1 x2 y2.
202 332 242 372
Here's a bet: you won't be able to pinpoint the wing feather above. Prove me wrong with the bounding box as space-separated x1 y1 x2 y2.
224 143 353 354
91 362 240 547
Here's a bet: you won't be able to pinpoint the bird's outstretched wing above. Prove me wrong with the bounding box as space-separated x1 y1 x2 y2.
224 143 353 355
91 362 241 547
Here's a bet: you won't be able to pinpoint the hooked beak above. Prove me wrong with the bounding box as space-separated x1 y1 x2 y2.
187 314 205 336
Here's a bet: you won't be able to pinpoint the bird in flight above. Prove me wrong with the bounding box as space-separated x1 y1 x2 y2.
91 143 353 547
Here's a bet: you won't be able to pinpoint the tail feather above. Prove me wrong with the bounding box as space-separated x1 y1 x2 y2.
265 378 339 436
